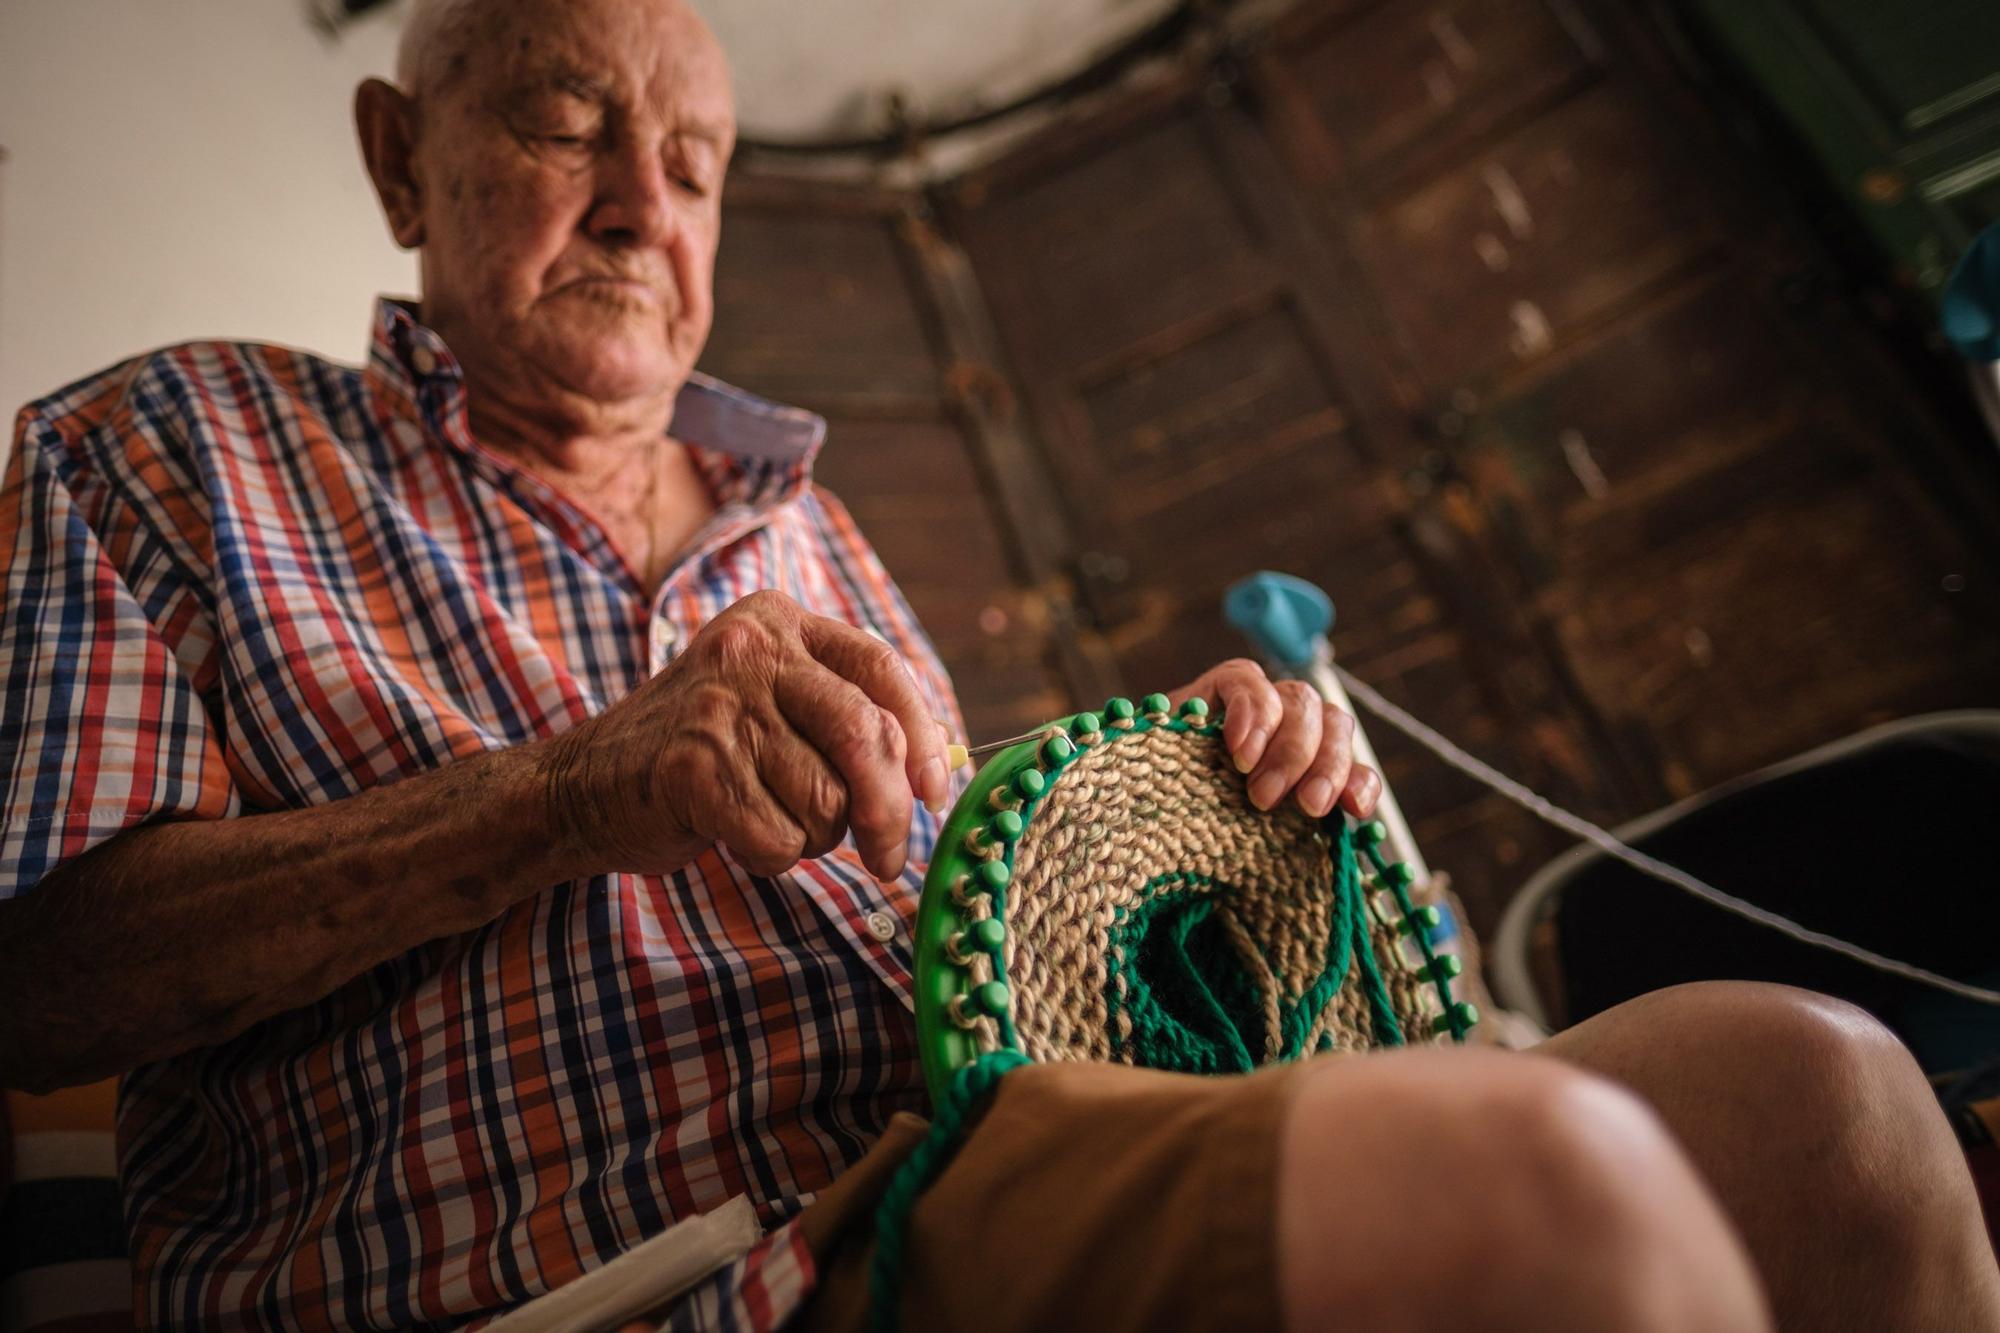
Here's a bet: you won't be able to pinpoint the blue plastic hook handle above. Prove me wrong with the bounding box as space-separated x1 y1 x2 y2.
1224 572 1335 673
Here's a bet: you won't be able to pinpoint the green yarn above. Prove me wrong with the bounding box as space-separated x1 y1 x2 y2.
1099 818 1404 1069
869 1050 1029 1333
1107 885 1255 1074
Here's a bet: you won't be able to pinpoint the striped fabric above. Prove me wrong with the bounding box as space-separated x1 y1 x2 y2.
0 1082 133 1333
0 300 961 1331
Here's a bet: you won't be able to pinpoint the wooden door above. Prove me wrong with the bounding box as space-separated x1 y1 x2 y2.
941 0 2000 929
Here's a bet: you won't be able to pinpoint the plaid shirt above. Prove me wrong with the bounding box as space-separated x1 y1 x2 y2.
0 300 959 1330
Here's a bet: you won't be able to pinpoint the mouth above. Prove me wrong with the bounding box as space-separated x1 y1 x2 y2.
556 275 668 308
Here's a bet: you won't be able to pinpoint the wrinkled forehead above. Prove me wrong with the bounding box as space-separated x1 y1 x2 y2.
424 0 734 131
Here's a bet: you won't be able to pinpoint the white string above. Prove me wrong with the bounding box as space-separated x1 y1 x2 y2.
1334 665 2000 1008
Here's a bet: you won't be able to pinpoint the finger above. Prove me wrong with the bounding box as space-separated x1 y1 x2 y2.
755 723 851 860
775 664 912 879
1246 679 1323 811
1292 703 1357 819
1338 762 1382 819
800 616 949 814
690 760 809 879
1207 661 1283 774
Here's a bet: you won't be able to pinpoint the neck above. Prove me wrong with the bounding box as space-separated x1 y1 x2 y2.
459 374 716 594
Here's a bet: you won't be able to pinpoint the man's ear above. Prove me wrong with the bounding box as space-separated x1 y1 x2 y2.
355 78 426 250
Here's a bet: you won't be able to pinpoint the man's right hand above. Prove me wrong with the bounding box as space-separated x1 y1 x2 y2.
542 590 951 882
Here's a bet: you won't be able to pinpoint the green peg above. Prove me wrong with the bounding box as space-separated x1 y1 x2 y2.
1042 734 1075 764
1105 697 1137 721
973 980 1011 1017
970 917 1006 952
988 809 1023 842
1142 693 1172 716
1381 862 1416 890
1432 1001 1479 1035
1426 954 1464 982
1013 768 1046 800
1355 820 1388 847
976 860 1011 892
1072 712 1103 737
1179 697 1210 719
1396 904 1443 936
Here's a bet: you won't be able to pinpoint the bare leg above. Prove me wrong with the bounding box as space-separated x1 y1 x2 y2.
1278 1046 1771 1332
1543 981 2000 1332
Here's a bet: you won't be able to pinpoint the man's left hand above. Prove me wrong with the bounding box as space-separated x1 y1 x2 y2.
1170 660 1381 820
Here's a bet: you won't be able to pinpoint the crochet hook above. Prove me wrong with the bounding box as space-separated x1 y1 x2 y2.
944 726 1053 771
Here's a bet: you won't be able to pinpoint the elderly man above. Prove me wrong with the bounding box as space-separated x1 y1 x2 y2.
1 0 1994 1329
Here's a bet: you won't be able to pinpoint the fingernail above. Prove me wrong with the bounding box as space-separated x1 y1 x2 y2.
1249 771 1285 810
1233 728 1267 774
1299 778 1334 815
920 758 948 813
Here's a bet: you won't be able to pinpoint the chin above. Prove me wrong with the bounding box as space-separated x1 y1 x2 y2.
544 337 684 408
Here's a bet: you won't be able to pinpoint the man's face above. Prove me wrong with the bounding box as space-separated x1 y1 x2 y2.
410 0 735 410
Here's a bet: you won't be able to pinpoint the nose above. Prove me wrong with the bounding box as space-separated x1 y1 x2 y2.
585 137 678 250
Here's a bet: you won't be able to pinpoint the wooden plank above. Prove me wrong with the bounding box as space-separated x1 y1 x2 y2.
951 113 1274 373
1352 84 1722 393
701 208 941 407
1544 422 2000 793
1282 0 1599 191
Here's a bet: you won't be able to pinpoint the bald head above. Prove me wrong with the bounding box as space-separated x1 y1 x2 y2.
394 0 475 96
394 0 730 106
357 0 737 431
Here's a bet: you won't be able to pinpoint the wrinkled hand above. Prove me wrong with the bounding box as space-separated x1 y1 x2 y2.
544 590 950 880
1170 659 1380 820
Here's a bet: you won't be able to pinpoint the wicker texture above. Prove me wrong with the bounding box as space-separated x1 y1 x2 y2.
1002 723 1432 1070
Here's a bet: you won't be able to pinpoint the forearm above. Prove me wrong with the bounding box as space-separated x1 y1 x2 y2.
0 740 589 1092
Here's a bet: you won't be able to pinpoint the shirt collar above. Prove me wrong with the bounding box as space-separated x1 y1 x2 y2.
363 296 826 504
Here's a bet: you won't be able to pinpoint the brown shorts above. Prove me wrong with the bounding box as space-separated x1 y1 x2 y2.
792 1060 1299 1332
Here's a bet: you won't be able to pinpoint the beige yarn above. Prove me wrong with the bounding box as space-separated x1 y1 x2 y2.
996 723 1435 1067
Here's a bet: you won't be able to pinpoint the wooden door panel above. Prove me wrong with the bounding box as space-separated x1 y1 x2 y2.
1461 275 1807 541
959 115 1272 372
704 209 939 409
1547 426 2000 791
1077 301 1343 475
1354 85 1718 391
1289 0 1597 184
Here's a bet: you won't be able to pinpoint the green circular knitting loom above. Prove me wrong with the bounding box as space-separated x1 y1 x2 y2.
911 693 1477 1106
876 693 1480 1328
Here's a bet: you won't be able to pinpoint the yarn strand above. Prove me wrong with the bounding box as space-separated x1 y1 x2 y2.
1334 665 2000 1008
868 1051 1029 1333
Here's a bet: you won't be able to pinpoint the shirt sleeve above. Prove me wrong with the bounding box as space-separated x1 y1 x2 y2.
0 404 239 899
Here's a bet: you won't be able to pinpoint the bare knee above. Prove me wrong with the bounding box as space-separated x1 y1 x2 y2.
1279 1051 1769 1333
1707 985 1960 1240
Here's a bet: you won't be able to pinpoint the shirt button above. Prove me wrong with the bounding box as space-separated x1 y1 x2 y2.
864 911 898 942
650 619 679 667
410 345 439 376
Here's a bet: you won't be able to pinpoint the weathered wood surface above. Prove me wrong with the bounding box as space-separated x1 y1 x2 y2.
704 0 2000 931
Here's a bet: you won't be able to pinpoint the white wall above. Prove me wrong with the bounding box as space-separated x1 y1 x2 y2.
0 0 416 420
